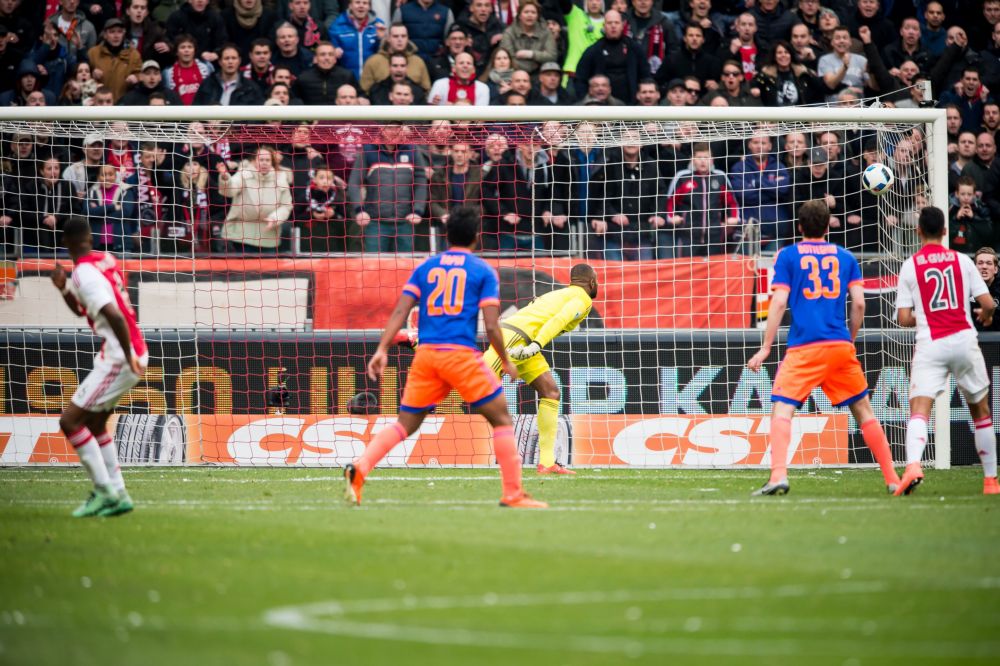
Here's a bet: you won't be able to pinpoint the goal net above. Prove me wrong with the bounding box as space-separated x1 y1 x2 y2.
0 105 956 469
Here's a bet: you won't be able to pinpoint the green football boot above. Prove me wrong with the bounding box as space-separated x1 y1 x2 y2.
98 490 134 517
72 487 118 518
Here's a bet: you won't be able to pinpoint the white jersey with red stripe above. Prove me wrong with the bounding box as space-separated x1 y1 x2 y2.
69 252 148 364
896 243 988 343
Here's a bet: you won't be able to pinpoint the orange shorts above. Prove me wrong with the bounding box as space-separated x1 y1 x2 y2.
400 345 503 413
771 341 869 408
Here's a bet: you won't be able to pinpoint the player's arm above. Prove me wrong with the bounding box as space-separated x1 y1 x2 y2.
896 307 916 328
367 293 418 381
895 260 916 328
482 302 518 380
747 287 788 371
847 281 865 341
49 263 84 316
511 296 585 359
974 292 996 328
100 302 145 377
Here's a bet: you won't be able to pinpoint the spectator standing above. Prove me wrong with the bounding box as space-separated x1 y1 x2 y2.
574 10 649 104
753 40 824 107
240 38 275 94
428 25 471 83
708 59 762 106
458 0 504 72
53 0 97 61
656 23 720 91
394 0 454 64
749 0 797 51
429 142 483 226
294 41 357 105
0 26 19 92
794 146 847 247
221 0 276 57
369 52 426 104
273 22 315 76
120 60 183 105
87 18 142 103
480 45 513 101
962 132 997 194
328 0 384 81
63 132 104 201
24 156 73 254
882 16 930 74
950 131 978 192
973 247 1000 332
499 0 556 76
560 0 603 79
575 73 625 105
724 13 763 81
348 122 427 252
123 0 172 69
730 131 792 251
789 23 818 71
921 1 947 58
360 23 431 93
32 21 78 99
277 0 339 33
663 142 739 258
164 34 214 105
939 68 993 135
842 0 895 52
589 139 662 260
429 52 490 105
285 0 324 52
86 164 133 253
532 61 575 104
623 0 678 76
193 44 265 105
817 26 868 102
166 0 227 66
121 142 173 252
635 77 660 105
218 145 292 254
949 175 994 255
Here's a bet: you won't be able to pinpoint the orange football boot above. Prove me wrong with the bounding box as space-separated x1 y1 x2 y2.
537 463 576 475
499 492 549 509
984 477 1000 495
343 463 365 505
893 462 924 496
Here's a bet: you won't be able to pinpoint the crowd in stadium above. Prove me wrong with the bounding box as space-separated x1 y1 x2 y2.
0 0 997 257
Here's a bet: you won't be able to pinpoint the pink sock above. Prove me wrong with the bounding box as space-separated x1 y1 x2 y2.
355 422 407 477
493 425 522 498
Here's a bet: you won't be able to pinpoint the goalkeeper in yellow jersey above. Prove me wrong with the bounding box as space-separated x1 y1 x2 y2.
482 263 598 474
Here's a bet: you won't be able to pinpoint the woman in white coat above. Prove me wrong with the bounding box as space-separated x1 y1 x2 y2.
218 145 293 253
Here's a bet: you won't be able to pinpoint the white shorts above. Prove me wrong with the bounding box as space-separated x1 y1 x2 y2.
71 355 143 413
910 329 990 403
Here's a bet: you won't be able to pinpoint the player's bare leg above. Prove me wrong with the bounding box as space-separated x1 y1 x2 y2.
530 372 572 475
848 397 903 493
752 401 794 496
85 410 133 516
477 394 547 508
59 403 118 517
344 410 426 506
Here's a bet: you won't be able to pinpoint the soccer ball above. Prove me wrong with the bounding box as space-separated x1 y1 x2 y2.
862 163 895 195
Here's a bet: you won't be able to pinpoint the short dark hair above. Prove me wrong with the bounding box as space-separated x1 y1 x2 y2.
570 263 596 282
798 199 830 238
62 216 91 246
174 33 197 49
219 43 241 59
956 174 977 190
684 22 704 36
692 141 712 155
918 206 946 237
250 37 272 51
447 205 480 246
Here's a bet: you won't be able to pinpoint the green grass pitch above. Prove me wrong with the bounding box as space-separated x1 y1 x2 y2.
1 466 998 665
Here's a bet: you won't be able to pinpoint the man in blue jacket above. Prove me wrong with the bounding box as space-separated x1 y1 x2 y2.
328 0 384 81
729 131 792 252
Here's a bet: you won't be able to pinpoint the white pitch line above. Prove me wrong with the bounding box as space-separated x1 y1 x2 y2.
261 580 1000 658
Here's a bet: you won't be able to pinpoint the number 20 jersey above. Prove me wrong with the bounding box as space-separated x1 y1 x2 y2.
771 241 863 348
402 248 500 350
896 244 988 343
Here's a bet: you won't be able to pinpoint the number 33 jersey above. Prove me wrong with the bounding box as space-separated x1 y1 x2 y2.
69 252 148 364
771 241 863 348
896 244 988 343
402 247 500 350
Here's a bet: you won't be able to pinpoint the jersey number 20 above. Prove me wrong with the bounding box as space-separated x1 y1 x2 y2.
427 267 467 316
800 255 841 299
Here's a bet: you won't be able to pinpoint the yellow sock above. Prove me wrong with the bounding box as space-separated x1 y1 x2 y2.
537 398 559 467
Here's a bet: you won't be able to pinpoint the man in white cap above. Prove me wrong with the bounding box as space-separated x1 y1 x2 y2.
119 60 183 105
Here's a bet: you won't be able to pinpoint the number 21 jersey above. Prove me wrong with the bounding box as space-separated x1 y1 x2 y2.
896 244 988 343
771 241 863 348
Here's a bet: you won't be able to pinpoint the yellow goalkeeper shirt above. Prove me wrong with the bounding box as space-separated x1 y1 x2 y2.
501 285 593 347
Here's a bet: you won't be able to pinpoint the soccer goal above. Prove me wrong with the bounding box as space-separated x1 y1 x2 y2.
0 104 958 470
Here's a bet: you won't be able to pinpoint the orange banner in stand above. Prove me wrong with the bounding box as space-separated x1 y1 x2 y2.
15 256 756 330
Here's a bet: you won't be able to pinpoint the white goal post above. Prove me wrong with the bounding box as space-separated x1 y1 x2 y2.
0 104 955 469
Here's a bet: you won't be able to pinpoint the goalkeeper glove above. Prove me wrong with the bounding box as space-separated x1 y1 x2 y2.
509 341 542 360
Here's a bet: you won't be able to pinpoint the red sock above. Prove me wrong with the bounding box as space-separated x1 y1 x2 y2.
493 425 521 499
356 422 407 477
769 416 792 483
861 418 900 485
